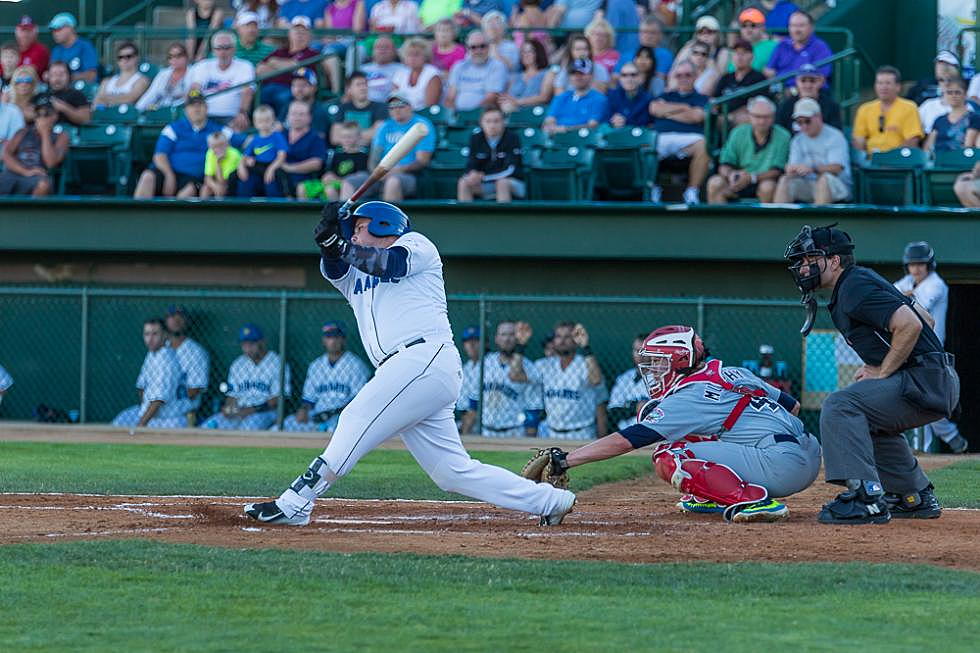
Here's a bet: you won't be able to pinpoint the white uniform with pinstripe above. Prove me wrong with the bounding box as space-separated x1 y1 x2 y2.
276 231 574 519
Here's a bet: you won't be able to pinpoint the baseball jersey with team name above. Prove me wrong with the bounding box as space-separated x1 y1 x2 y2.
0 363 13 392
894 271 949 344
321 232 454 367
171 338 210 414
608 368 648 431
475 352 543 429
633 364 804 446
226 351 291 408
301 351 371 415
536 354 602 431
457 358 480 411
136 347 185 421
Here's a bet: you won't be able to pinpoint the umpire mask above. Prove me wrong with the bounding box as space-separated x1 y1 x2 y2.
784 224 854 335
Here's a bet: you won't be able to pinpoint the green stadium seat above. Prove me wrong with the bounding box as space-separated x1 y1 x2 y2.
859 146 927 206
595 127 659 200
50 123 78 194
924 147 979 206
506 105 548 128
526 146 595 201
518 126 549 150
549 127 601 149
419 147 469 199
452 108 482 127
418 104 452 131
441 125 480 149
72 79 97 101
64 124 133 195
138 61 160 79
92 104 141 124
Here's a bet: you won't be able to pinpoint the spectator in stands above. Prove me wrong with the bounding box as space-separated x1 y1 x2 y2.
714 40 768 125
760 0 800 31
632 46 664 97
390 38 442 111
542 58 609 134
458 106 525 202
483 11 519 71
674 15 731 89
302 121 368 200
237 105 289 197
234 11 276 67
606 62 652 127
511 0 552 54
189 31 256 131
649 60 710 205
187 0 225 63
280 100 328 195
731 7 777 74
48 12 98 83
909 51 959 107
585 16 619 77
707 95 788 204
370 0 423 32
774 64 842 133
331 71 388 146
362 35 406 104
953 160 980 207
420 0 460 28
13 16 49 76
321 0 366 93
499 39 555 112
111 318 186 430
447 30 509 112
200 130 242 199
134 91 228 199
763 10 832 86
852 65 923 155
43 61 91 126
163 305 210 426
0 93 24 151
93 42 150 109
341 93 436 200
0 93 68 198
686 40 722 96
457 0 507 28
554 34 611 95
235 0 281 28
432 19 467 73
773 97 851 205
0 43 18 94
136 43 192 112
604 0 639 62
8 65 37 117
925 78 978 154
548 0 603 31
619 16 672 88
922 75 969 136
278 0 328 27
277 68 330 139
258 16 321 115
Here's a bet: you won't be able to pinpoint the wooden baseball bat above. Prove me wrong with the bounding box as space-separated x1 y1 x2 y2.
339 122 430 215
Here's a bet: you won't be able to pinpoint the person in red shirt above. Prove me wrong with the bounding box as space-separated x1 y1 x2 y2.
13 16 49 76
256 15 321 114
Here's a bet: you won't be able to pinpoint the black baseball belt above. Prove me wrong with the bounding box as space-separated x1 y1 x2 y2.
483 424 523 432
904 352 955 369
379 338 426 366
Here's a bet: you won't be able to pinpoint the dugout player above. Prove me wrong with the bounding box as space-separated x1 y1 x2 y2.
608 334 650 432
474 320 544 438
537 322 608 440
894 242 968 454
785 225 960 524
112 318 187 429
456 326 481 435
164 305 209 426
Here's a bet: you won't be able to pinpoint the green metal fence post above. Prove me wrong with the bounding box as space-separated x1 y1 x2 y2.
276 290 288 430
79 286 89 424
477 294 486 435
696 296 705 335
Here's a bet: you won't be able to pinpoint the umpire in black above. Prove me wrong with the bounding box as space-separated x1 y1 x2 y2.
785 225 960 525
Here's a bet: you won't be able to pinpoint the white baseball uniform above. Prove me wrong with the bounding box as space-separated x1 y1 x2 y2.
170 337 210 415
608 368 648 432
0 363 12 392
894 270 960 448
456 357 480 412
537 354 604 440
281 351 370 432
112 347 186 428
202 350 291 430
477 352 542 438
275 228 574 520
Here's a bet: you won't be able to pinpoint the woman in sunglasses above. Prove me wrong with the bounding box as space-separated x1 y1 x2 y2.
673 14 731 86
925 78 978 154
93 42 150 109
137 43 193 112
8 65 38 116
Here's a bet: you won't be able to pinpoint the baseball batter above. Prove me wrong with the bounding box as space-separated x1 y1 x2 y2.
244 201 576 526
536 322 607 440
475 321 544 438
164 306 210 425
112 318 187 429
201 323 291 430
608 335 650 432
280 321 370 432
526 326 821 522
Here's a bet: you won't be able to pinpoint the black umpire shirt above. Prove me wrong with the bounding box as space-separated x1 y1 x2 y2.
828 265 944 367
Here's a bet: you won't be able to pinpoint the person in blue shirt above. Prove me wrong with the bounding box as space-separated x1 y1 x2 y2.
237 104 290 197
134 90 229 198
280 100 328 195
48 12 98 83
542 59 609 133
606 62 652 127
762 0 800 31
277 0 329 27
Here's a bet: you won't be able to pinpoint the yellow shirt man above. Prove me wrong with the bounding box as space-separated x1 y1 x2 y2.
852 97 924 154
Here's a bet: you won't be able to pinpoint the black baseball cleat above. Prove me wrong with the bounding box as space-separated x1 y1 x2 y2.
884 484 942 519
818 486 891 525
243 500 311 526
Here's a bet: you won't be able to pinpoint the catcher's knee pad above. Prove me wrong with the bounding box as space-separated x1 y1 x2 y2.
653 447 767 508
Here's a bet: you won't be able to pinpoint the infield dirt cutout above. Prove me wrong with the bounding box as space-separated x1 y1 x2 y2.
2 455 977 570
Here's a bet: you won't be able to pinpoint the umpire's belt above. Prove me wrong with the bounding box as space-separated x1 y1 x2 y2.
379 338 425 366
904 352 955 369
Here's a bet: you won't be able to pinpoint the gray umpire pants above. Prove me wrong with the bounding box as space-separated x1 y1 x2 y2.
819 371 944 494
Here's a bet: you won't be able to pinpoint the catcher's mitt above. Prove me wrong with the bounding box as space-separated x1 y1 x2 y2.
521 447 570 489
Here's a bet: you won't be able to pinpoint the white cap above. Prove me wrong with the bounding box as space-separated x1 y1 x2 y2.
935 50 960 67
290 15 312 29
235 11 259 26
695 15 721 31
792 97 821 118
759 344 774 355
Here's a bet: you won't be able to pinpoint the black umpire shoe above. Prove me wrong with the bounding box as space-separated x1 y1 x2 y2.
884 484 943 519
818 486 891 525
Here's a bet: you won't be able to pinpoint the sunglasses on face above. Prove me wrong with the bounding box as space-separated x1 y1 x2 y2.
13 76 33 84
213 44 233 50
620 72 639 77
118 52 136 60
795 117 812 125
692 50 708 57
741 22 761 28
168 52 186 59
388 102 410 110
674 72 694 78
469 43 488 50
697 28 718 34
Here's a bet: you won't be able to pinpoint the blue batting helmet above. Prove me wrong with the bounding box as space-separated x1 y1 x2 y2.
352 201 411 237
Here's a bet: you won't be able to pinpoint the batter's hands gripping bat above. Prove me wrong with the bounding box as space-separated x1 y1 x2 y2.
337 121 430 218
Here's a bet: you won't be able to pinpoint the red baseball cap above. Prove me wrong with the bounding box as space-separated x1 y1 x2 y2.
16 15 35 30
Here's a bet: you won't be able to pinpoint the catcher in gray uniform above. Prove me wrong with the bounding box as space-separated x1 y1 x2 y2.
523 325 822 522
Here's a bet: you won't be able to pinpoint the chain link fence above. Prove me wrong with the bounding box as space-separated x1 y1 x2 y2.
0 286 842 436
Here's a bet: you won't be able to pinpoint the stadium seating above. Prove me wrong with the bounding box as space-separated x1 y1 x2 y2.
595 128 659 200
63 124 133 195
506 105 547 128
924 148 978 206
91 104 141 124
420 147 469 199
859 147 928 206
549 128 602 149
526 146 595 201
441 125 480 149
517 127 549 150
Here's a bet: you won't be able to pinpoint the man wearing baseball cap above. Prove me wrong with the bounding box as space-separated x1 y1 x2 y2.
13 16 49 76
456 326 481 435
773 97 851 204
774 63 842 132
49 12 98 82
908 51 961 108
732 7 777 73
714 39 769 124
277 67 331 139
257 15 321 114
542 58 609 135
234 11 275 66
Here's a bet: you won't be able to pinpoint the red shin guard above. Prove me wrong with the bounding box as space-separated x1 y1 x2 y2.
652 443 768 507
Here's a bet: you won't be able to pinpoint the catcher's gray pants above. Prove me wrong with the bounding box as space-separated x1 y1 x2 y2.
686 434 822 498
819 371 943 494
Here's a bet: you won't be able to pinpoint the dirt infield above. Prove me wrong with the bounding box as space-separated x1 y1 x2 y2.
2 455 977 570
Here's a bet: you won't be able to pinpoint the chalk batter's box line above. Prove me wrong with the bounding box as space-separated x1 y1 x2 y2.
0 492 482 504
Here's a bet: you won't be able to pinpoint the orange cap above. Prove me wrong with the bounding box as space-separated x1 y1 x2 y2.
738 8 766 24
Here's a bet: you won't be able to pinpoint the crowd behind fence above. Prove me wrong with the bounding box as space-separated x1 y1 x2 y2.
0 286 842 436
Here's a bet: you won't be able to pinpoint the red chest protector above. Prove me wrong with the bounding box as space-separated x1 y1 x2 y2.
662 359 769 433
